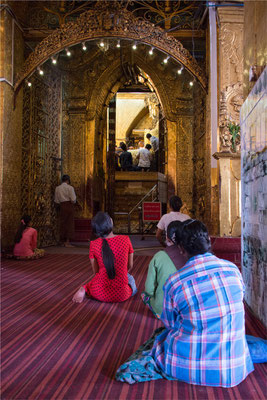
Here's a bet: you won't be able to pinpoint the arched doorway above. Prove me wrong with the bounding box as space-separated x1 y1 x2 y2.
15 4 208 242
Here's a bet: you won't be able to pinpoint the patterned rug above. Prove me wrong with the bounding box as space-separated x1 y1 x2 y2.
1 254 266 400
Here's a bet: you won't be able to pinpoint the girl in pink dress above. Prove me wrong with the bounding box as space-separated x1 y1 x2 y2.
13 215 44 260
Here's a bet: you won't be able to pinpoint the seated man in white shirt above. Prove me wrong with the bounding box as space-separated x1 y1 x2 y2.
156 195 190 247
54 175 76 247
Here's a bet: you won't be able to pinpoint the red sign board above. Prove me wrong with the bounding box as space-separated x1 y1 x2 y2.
143 202 162 222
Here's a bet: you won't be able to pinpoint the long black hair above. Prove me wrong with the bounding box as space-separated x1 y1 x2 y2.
91 212 116 279
180 219 211 256
166 221 184 245
14 215 32 243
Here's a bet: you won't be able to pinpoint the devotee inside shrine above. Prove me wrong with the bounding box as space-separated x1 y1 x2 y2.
119 142 134 171
146 133 159 170
136 142 153 171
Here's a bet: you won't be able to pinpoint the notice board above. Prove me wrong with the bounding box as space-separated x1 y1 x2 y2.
142 202 162 222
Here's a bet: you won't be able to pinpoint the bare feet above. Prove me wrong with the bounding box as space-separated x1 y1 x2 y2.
72 287 86 303
64 242 75 248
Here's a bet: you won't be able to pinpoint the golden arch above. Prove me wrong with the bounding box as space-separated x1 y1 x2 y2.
14 5 207 93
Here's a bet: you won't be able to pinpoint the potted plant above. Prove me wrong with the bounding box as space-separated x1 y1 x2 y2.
227 121 240 152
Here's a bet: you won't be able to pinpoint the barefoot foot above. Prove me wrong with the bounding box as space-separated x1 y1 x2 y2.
72 287 86 303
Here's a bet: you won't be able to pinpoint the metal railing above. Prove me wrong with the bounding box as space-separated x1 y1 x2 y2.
114 184 158 234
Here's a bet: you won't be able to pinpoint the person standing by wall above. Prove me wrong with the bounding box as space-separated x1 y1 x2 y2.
119 142 134 171
146 133 159 170
54 174 76 247
136 143 152 171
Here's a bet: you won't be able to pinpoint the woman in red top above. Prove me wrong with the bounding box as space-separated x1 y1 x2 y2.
72 212 137 303
13 215 45 260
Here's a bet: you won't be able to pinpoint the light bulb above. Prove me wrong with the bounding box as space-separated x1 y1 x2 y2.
189 81 194 87
163 56 169 64
66 48 71 56
38 68 44 75
52 57 57 65
116 40 121 48
100 41 105 47
82 42 87 51
149 47 154 55
27 81 32 87
132 42 137 50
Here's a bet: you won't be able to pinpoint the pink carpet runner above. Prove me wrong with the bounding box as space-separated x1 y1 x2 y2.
1 254 266 400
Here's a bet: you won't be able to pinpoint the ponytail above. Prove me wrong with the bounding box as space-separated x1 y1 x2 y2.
102 238 116 279
14 215 32 243
91 211 116 280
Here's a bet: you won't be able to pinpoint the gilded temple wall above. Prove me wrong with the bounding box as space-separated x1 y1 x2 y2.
1 10 24 248
193 83 210 229
243 1 267 99
21 70 62 246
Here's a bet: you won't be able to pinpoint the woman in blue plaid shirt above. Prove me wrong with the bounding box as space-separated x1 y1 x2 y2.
116 219 254 387
150 219 254 387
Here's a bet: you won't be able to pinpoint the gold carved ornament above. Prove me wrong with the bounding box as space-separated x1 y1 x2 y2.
14 4 207 94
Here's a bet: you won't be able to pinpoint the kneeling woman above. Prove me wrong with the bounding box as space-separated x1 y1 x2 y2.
13 215 45 260
73 212 137 303
116 219 254 387
141 221 188 319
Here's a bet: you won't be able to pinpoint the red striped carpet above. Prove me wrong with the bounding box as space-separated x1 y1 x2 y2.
1 254 266 400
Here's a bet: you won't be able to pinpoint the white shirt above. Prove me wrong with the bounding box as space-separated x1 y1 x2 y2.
54 182 76 204
157 211 190 246
150 136 159 152
138 148 152 168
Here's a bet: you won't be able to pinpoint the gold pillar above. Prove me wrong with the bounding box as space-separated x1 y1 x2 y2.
0 9 24 247
85 117 96 218
214 7 244 236
214 152 241 236
166 119 177 197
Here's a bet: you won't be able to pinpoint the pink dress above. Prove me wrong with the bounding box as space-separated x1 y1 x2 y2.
13 227 37 257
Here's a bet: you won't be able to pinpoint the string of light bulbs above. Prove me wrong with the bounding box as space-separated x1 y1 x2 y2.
26 38 195 88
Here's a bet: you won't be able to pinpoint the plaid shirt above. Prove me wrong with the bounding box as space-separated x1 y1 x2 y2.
151 253 254 387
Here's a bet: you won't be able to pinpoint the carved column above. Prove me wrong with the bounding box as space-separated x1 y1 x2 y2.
214 7 244 236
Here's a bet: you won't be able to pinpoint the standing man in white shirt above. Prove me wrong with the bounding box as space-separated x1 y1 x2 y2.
54 175 76 247
156 195 190 247
146 133 159 170
136 143 153 171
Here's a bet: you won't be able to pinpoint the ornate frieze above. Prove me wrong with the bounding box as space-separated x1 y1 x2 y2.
218 9 244 154
14 5 207 93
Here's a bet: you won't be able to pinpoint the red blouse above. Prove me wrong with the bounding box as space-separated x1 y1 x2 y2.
84 235 134 302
